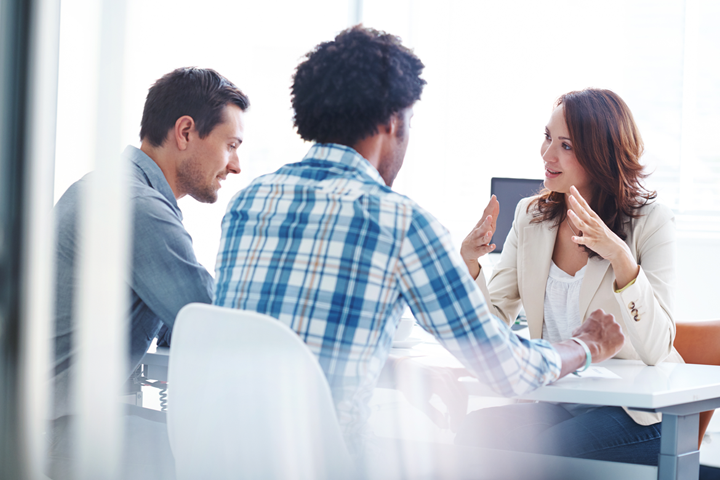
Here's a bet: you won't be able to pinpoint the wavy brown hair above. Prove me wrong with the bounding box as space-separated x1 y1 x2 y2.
530 88 656 257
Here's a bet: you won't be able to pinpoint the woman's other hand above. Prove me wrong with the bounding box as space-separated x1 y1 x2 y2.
566 185 640 288
460 195 500 279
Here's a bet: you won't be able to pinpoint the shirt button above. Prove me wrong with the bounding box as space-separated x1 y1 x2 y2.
631 308 638 316
628 301 635 309
634 314 641 322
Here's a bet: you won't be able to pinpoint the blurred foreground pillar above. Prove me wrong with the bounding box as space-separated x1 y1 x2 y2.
0 0 61 479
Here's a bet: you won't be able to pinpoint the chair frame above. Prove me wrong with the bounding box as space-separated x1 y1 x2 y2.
673 319 720 448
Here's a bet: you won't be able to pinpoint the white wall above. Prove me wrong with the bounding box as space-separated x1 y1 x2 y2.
676 236 720 320
54 0 720 319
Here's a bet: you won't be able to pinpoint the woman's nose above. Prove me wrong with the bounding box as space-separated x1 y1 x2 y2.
541 141 555 161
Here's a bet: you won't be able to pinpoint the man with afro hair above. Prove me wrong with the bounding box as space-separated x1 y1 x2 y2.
214 26 624 460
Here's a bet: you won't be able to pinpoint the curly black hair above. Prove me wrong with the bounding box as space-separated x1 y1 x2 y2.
140 67 250 147
291 26 426 146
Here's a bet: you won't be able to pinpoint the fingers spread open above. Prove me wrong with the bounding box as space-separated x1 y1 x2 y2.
567 209 586 229
569 186 590 209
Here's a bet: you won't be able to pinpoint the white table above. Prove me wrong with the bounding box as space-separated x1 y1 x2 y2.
393 326 720 480
139 329 720 480
461 358 720 480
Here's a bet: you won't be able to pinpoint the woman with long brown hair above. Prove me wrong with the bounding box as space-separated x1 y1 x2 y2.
454 88 681 464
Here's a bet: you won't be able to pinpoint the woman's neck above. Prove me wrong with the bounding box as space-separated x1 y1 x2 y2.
563 187 592 211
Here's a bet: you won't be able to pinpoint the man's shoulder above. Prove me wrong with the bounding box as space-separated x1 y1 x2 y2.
130 180 173 206
54 173 94 222
380 192 449 241
54 176 85 212
368 185 422 210
235 166 436 234
55 172 182 226
240 163 419 207
130 184 185 234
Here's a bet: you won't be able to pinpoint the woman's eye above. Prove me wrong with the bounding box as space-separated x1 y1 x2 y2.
562 142 572 151
229 143 237 150
544 132 551 141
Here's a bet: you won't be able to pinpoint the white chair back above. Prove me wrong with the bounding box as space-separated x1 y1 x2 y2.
167 303 352 480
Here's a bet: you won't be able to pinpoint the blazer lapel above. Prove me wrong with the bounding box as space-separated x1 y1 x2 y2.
520 222 555 339
579 256 611 322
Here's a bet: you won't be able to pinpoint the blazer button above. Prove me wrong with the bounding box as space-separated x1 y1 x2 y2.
628 301 636 310
634 314 641 322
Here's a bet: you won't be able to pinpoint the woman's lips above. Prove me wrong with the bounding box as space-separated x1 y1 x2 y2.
545 168 561 179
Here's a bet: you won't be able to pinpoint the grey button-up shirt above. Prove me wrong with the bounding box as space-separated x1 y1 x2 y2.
52 145 213 418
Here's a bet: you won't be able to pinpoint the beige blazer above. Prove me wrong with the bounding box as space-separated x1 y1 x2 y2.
476 196 682 425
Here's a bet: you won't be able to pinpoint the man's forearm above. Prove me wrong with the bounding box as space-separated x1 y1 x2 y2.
551 308 626 379
552 340 589 379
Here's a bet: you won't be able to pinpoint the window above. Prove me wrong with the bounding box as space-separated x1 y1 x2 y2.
55 0 720 309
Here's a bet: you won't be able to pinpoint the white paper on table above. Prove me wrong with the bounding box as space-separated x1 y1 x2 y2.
570 366 621 379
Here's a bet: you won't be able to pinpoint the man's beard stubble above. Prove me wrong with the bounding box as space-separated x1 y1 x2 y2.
378 116 408 187
176 155 219 204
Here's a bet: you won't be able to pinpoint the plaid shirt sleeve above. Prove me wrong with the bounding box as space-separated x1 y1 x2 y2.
396 206 562 396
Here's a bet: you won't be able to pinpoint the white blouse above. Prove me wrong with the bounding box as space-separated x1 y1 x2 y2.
542 261 587 343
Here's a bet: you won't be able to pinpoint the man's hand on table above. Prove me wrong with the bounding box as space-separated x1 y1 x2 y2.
554 308 625 379
572 308 626 362
386 357 469 432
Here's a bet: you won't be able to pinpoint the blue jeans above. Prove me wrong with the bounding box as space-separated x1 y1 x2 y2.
454 403 662 466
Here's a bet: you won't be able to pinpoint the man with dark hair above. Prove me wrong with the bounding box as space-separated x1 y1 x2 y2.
213 25 624 461
50 67 249 479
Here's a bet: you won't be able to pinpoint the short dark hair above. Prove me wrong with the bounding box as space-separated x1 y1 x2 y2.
140 67 250 147
291 26 426 146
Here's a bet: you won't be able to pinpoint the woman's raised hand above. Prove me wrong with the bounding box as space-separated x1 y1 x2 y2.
460 195 500 279
567 186 639 288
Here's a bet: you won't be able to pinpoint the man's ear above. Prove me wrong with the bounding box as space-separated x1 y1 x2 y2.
174 115 195 151
385 114 399 136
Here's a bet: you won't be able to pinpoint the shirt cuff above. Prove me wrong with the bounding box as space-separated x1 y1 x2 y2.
614 277 637 294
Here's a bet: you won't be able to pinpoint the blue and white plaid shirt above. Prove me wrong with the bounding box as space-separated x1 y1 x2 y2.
214 143 561 448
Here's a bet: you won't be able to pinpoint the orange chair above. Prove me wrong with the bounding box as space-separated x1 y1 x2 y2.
673 319 720 448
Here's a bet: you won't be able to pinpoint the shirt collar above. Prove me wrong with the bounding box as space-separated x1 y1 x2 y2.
303 143 387 187
123 145 182 217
